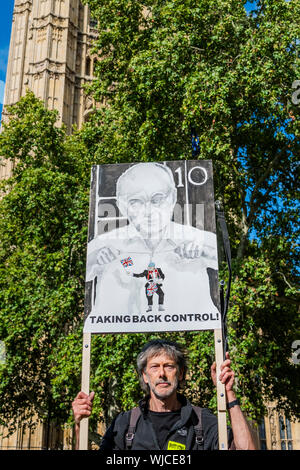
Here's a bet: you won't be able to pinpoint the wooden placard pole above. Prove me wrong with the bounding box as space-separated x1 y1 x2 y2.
79 332 91 450
214 328 228 450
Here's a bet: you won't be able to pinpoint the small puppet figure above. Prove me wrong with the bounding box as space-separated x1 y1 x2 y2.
132 262 165 312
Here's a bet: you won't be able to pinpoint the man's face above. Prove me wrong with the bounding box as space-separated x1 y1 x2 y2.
117 166 176 238
142 352 183 400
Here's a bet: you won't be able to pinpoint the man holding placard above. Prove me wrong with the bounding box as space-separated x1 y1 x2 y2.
72 339 256 450
77 161 255 450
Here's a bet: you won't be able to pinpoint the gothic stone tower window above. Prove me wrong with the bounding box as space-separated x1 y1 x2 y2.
279 415 293 450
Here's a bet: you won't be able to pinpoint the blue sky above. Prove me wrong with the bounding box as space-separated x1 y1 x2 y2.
0 0 14 119
0 1 257 120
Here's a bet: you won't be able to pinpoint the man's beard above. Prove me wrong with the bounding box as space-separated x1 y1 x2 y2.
148 377 179 400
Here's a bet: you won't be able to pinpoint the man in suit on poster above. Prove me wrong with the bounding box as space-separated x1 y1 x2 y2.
131 262 165 312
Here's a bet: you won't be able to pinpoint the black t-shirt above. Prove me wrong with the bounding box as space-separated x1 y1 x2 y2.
148 409 181 449
100 396 234 450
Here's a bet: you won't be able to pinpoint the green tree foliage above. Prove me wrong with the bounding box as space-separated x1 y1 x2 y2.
79 0 299 423
0 0 299 440
0 92 92 433
83 0 299 255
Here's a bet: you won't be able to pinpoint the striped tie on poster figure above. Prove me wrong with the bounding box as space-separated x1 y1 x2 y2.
83 161 222 334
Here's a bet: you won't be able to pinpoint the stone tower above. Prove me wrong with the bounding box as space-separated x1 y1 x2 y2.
2 0 98 134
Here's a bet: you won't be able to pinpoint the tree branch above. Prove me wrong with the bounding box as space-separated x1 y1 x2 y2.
190 46 205 53
277 271 294 290
230 159 249 259
273 296 299 306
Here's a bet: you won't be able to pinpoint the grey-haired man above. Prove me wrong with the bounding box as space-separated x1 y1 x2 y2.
72 339 256 450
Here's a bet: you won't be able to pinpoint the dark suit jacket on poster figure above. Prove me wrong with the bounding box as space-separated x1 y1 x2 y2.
132 265 165 309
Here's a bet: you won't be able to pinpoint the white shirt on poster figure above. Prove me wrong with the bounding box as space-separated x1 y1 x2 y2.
84 162 220 333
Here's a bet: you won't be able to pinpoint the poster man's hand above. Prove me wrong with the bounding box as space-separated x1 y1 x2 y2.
175 241 217 261
72 391 95 425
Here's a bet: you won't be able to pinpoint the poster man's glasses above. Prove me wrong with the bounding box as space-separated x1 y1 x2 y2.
126 191 173 212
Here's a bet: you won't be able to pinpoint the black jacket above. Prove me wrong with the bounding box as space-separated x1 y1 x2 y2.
100 394 233 450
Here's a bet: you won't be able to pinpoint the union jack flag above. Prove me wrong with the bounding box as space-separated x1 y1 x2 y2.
120 257 133 268
147 283 158 296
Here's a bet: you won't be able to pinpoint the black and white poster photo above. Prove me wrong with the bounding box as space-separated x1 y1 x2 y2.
83 160 221 333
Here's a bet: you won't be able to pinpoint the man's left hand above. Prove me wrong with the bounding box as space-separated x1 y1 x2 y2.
211 352 235 392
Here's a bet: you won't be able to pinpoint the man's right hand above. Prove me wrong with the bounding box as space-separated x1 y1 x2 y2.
72 391 95 425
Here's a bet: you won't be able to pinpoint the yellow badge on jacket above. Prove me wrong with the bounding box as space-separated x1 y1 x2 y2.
167 440 186 450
